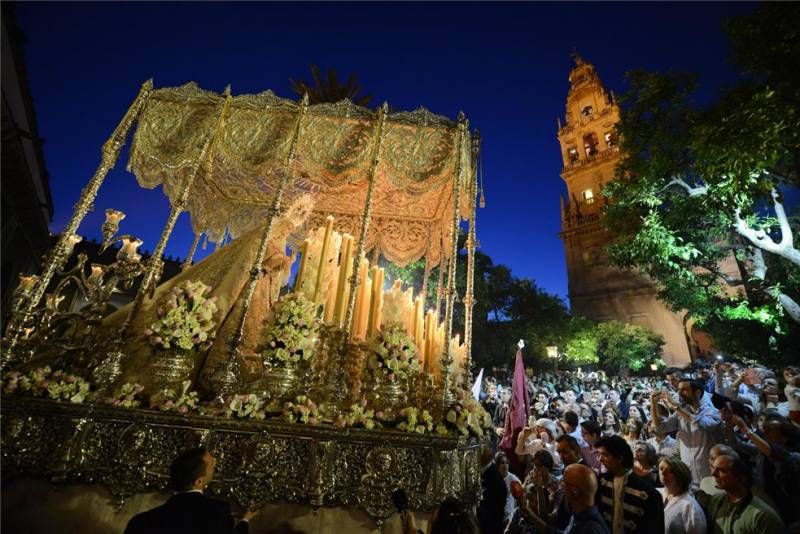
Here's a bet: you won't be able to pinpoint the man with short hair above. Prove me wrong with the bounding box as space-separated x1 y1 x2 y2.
706 454 783 534
125 447 254 534
562 464 610 534
595 435 663 534
653 378 724 489
562 410 587 447
550 435 586 531
478 445 508 534
496 451 522 524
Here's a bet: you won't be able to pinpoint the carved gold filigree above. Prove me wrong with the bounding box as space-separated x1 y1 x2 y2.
1 398 481 523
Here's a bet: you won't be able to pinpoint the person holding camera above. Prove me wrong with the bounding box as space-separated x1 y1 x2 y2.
651 378 724 490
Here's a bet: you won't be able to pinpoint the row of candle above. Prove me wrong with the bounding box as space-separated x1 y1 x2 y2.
291 215 466 376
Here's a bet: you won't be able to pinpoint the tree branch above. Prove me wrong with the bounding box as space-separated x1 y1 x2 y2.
734 190 800 268
697 265 744 287
662 176 708 197
777 292 800 323
748 248 767 281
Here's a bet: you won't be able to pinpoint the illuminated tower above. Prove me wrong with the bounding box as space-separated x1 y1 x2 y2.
557 56 691 365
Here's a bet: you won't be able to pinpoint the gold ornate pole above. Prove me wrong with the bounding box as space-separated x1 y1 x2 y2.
342 103 389 338
434 255 446 317
420 257 432 302
440 113 468 406
120 87 233 334
181 233 202 271
216 94 310 394
4 79 153 357
463 130 481 378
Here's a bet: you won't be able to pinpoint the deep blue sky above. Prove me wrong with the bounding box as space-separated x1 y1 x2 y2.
15 1 756 304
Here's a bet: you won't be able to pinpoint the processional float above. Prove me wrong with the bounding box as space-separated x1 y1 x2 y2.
1 80 488 527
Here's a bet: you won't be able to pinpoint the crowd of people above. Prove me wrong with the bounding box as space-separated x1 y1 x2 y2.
465 360 800 534
125 361 800 534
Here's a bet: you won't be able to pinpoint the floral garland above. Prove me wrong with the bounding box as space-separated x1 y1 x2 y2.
226 393 267 420
367 323 420 383
100 382 145 409
442 391 493 437
3 366 92 404
156 380 200 414
334 400 381 430
146 280 218 351
261 293 320 367
396 406 434 434
282 395 320 425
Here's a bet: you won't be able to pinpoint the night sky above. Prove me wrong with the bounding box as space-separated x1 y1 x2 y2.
15 1 756 304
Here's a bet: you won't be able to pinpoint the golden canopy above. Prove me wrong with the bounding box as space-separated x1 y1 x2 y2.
127 83 475 267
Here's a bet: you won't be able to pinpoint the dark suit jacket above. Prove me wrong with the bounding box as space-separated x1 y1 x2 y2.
124 492 249 534
477 462 508 534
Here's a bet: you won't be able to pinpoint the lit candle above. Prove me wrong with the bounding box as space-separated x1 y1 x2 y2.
366 266 379 337
333 234 353 325
352 257 370 340
358 273 372 339
313 215 335 305
294 239 310 292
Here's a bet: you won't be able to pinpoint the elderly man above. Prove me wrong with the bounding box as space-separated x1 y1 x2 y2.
652 378 724 489
125 447 255 534
706 454 783 534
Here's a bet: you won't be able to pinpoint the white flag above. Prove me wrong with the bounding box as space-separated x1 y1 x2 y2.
471 368 484 401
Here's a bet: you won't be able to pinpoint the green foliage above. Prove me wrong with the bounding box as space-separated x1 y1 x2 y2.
561 320 663 373
603 4 800 365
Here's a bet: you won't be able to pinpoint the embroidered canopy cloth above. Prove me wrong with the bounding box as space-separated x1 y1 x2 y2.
128 83 474 267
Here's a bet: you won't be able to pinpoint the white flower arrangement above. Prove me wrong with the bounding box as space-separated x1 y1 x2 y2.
146 280 218 352
157 380 200 414
100 382 145 408
226 393 266 420
282 395 320 425
261 293 320 367
3 366 91 404
397 406 434 434
334 400 381 430
442 390 494 437
367 323 420 383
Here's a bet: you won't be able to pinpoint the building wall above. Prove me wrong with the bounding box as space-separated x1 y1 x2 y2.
1 5 54 321
557 57 691 366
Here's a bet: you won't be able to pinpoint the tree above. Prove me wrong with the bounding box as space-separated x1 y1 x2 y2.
290 64 372 106
562 320 664 373
603 4 800 364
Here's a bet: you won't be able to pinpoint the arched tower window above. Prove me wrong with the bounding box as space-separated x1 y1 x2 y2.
583 133 599 157
581 105 593 118
604 131 616 147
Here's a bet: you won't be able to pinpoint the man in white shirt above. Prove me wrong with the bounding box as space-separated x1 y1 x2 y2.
495 452 521 525
653 378 724 490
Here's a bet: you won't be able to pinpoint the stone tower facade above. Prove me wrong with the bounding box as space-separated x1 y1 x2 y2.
557 56 691 366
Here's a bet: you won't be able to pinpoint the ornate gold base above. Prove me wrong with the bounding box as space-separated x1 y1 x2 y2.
1 398 482 524
257 365 298 401
151 350 195 394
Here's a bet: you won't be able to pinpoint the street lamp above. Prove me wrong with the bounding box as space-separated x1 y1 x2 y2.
546 345 559 374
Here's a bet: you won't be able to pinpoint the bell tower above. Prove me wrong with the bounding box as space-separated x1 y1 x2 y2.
557 55 691 366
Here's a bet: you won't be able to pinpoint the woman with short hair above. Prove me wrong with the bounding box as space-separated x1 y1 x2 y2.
657 456 706 534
